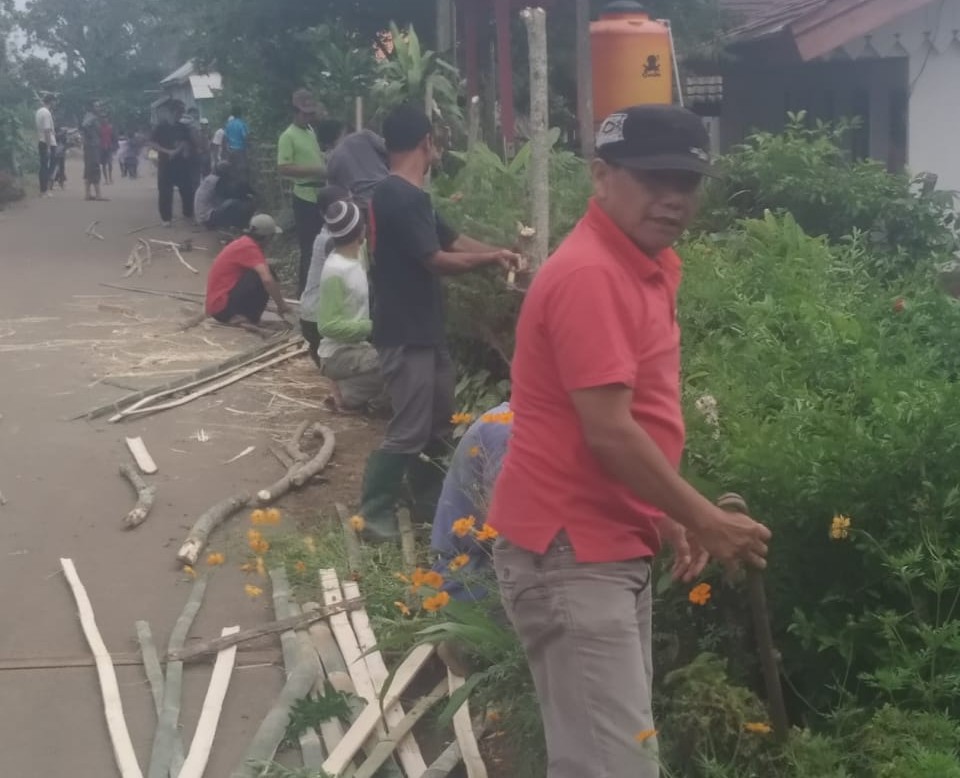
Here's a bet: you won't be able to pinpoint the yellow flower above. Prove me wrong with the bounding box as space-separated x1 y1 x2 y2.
394 601 412 617
250 537 270 555
206 552 225 566
451 412 475 426
250 509 267 525
303 536 316 553
293 560 307 574
422 591 451 612
452 516 476 537
468 446 480 458
448 553 470 572
256 556 266 577
689 582 712 606
744 722 772 735
182 565 197 579
475 524 499 542
634 729 658 744
244 584 263 599
247 528 263 543
349 515 366 532
481 411 514 425
264 508 282 525
830 514 852 540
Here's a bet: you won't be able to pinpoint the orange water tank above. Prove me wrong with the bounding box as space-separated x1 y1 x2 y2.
591 1 673 124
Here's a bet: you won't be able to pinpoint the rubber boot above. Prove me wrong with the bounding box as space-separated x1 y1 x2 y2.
358 450 413 544
406 438 451 528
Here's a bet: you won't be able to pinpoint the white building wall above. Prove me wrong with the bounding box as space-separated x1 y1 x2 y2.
847 0 960 192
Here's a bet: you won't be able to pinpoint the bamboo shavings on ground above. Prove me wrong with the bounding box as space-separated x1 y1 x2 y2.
147 577 207 778
119 464 157 529
178 626 240 778
270 568 324 769
136 621 186 775
60 558 143 778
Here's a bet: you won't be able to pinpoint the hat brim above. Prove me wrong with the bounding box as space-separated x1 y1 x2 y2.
604 152 716 177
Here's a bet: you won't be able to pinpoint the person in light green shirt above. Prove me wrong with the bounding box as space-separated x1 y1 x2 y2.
315 199 386 414
277 88 327 295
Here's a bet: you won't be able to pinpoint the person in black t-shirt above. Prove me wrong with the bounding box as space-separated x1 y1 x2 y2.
150 100 197 226
358 103 520 544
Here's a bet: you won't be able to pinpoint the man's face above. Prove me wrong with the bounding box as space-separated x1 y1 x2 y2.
592 160 702 255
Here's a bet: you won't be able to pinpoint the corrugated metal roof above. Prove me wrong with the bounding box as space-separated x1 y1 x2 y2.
723 0 831 42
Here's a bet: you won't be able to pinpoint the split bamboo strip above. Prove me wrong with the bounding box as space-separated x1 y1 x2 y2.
449 670 487 778
334 503 363 574
135 621 185 776
352 681 448 778
179 626 241 778
270 568 324 768
60 559 143 778
147 577 208 778
343 580 427 776
397 507 417 571
125 436 158 474
320 643 435 778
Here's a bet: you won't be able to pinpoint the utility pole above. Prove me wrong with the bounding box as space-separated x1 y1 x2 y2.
575 0 595 158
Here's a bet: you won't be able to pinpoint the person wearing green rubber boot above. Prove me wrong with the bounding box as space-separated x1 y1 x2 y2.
358 104 521 543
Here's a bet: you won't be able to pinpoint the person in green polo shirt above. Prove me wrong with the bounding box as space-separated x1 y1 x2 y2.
278 89 327 296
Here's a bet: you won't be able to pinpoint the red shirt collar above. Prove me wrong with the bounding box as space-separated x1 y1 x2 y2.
582 198 681 281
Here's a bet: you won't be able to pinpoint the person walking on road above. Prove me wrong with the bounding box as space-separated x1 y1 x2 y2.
278 89 327 296
356 103 520 544
205 214 290 326
81 101 107 202
35 94 57 197
99 112 116 185
486 105 773 778
150 100 196 226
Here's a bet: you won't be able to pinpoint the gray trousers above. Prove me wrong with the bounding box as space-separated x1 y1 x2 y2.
321 343 387 411
377 345 455 454
494 535 658 778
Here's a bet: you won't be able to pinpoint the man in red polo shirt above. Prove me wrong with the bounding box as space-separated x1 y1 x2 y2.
488 105 772 777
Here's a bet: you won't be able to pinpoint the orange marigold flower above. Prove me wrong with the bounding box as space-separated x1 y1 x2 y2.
182 565 197 579
394 601 412 617
250 509 267 525
634 729 658 744
448 553 470 572
293 560 307 574
481 411 515 425
249 537 270 555
411 568 444 591
451 412 475 426
264 508 282 525
244 584 263 599
744 722 772 735
349 515 366 532
422 591 451 612
468 446 480 458
689 582 712 606
830 514 852 541
206 552 226 566
452 516 476 537
475 524 499 542
247 528 263 543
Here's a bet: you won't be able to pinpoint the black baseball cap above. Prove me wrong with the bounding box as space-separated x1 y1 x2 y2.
596 104 714 176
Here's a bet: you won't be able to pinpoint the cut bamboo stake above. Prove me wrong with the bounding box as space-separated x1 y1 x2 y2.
303 603 354 755
449 670 487 778
135 621 187 775
120 464 157 529
170 598 364 662
320 643 435 777
256 424 335 504
177 496 251 566
521 5 550 267
179 625 240 778
148 240 199 274
126 436 158 474
86 220 106 240
147 577 208 778
353 681 448 778
77 335 296 420
335 503 363 574
398 508 417 570
111 345 307 422
60 558 143 778
270 568 324 769
344 580 427 775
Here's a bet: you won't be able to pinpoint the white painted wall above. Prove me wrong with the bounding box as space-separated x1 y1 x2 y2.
846 0 960 192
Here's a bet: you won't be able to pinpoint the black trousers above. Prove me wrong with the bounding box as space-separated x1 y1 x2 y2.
300 319 322 368
38 142 54 193
158 163 196 222
293 195 322 297
213 269 269 324
208 198 256 231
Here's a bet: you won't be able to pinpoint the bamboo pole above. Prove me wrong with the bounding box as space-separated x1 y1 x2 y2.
135 621 187 777
60 559 143 778
178 626 241 778
120 464 158 529
147 577 208 778
449 669 487 778
521 6 550 267
335 503 363 575
575 0 595 157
